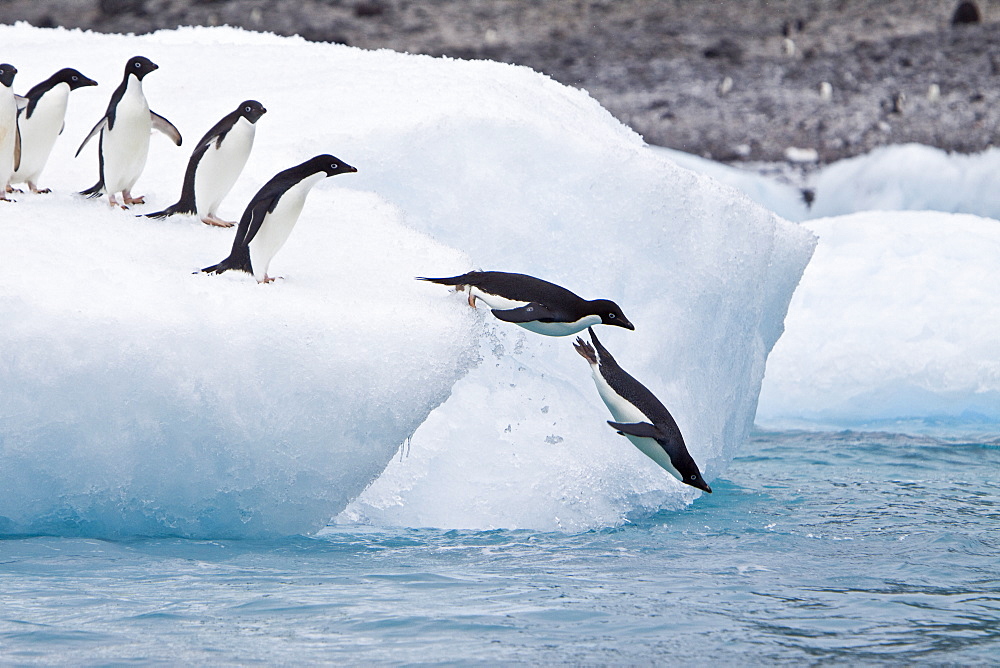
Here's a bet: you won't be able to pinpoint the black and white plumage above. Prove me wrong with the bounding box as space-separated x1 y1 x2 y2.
418 270 634 336
76 56 182 208
146 100 266 227
0 63 20 202
12 67 97 194
574 327 711 493
201 154 357 283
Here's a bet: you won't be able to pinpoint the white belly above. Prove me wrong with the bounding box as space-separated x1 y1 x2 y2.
471 287 600 336
194 118 255 217
248 172 324 281
12 83 69 184
0 87 16 184
102 80 150 194
589 365 682 480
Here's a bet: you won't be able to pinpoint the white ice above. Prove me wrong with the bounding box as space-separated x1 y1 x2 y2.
1 24 813 536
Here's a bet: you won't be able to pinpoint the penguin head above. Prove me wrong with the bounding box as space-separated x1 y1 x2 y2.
55 67 98 90
310 154 358 177
589 299 635 330
125 56 158 80
0 64 16 88
238 100 267 124
679 467 712 494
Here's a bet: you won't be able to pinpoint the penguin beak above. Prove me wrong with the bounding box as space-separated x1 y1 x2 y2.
619 318 635 331
83 77 98 87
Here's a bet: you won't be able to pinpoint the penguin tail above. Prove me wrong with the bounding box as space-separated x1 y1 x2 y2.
79 180 104 199
416 274 471 287
201 250 253 276
145 201 194 220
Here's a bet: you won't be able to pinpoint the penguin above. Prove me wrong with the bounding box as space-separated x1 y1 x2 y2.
573 327 712 493
201 154 357 283
417 270 634 336
0 63 20 202
12 67 98 194
146 100 267 227
76 56 182 208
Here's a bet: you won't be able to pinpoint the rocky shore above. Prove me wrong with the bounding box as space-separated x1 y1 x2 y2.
2 0 998 163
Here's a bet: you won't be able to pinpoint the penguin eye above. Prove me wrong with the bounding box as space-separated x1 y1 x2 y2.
690 475 697 480
71 75 78 81
245 106 252 112
330 163 338 170
134 62 140 68
608 313 616 319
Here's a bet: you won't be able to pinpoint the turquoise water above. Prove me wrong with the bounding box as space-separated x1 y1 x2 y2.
2 430 998 665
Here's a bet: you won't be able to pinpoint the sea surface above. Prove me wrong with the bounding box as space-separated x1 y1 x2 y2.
2 430 998 665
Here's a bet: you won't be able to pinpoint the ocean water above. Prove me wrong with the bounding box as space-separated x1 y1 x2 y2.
1 430 998 665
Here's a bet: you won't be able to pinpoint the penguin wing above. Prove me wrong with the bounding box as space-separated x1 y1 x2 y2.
607 421 665 440
75 117 107 157
150 111 183 146
237 195 279 248
491 303 571 324
13 122 20 171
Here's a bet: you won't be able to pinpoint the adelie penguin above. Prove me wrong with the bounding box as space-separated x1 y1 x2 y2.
574 327 712 493
0 63 20 202
201 154 357 283
76 56 182 208
146 100 266 227
417 270 634 336
11 68 98 194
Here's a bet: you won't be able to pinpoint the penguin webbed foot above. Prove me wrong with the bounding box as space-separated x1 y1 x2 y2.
201 216 235 228
5 184 22 194
573 337 598 364
259 275 283 284
29 184 51 194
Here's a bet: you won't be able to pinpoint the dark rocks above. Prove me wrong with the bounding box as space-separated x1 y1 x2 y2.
1 0 999 165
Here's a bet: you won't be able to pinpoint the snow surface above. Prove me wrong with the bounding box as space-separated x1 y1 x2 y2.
0 24 813 536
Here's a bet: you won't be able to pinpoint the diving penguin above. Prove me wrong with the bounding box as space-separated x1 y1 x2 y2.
417 270 634 336
574 327 712 493
0 63 20 202
200 154 357 283
12 67 98 194
76 56 182 208
146 100 266 227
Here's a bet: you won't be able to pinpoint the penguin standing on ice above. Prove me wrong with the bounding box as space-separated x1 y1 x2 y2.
417 270 634 336
201 154 357 283
146 100 267 227
12 67 98 194
76 56 182 208
0 64 20 202
574 327 712 493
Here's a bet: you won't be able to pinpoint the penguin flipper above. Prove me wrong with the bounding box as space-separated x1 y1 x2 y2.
13 124 20 171
76 117 107 157
80 180 105 198
491 303 565 324
607 421 666 440
150 111 182 146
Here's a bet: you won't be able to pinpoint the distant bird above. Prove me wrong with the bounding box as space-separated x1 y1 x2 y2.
76 56 182 208
11 67 97 194
417 271 634 336
201 154 357 283
574 327 711 493
146 100 267 227
0 63 20 202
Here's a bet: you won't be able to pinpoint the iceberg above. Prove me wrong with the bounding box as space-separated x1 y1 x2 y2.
0 24 814 536
757 210 1000 431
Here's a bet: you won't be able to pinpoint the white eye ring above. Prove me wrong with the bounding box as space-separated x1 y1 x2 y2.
609 313 616 318
690 475 697 480
134 62 141 68
330 163 338 170
245 106 251 112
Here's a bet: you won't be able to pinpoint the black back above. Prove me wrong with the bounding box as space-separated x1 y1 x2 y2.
423 271 587 304
0 64 16 88
22 68 97 119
